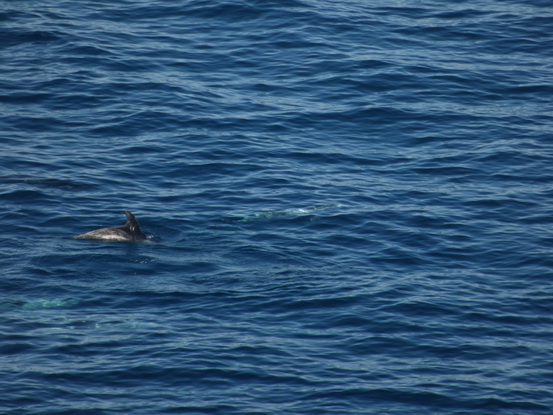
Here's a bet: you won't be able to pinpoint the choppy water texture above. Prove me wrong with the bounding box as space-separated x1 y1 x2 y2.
1 1 553 413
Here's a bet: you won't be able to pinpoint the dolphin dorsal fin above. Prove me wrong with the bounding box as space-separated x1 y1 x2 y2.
123 211 141 233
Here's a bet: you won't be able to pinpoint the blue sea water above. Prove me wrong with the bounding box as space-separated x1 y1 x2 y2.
1 0 553 413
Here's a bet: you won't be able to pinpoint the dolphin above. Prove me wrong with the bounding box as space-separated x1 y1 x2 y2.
74 211 147 242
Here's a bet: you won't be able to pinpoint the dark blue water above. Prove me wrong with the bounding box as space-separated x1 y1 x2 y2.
2 1 553 413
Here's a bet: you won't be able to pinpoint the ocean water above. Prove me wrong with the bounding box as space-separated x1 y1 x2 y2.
1 0 553 413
